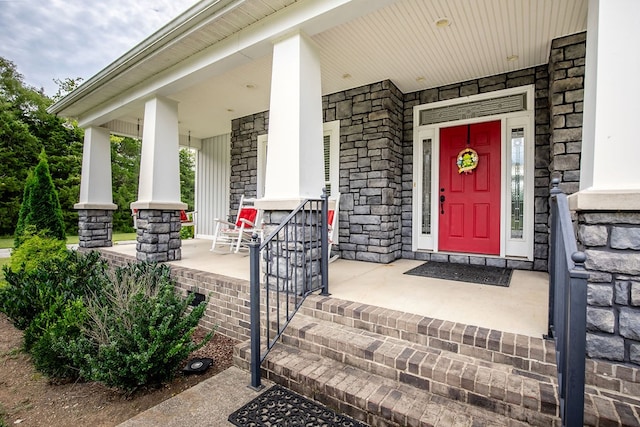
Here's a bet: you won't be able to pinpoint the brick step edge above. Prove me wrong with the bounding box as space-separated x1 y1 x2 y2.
259 342 547 427
300 295 556 375
302 295 640 395
234 340 640 427
280 312 560 419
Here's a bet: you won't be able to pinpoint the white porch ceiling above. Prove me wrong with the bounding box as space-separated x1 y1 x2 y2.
57 0 588 140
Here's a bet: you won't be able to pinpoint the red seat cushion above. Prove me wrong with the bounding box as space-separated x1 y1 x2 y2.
180 210 189 222
328 210 335 226
236 208 258 227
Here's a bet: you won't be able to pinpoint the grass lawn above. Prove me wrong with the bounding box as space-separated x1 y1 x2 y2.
0 233 138 249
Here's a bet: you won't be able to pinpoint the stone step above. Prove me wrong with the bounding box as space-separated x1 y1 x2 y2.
299 295 557 377
242 342 537 427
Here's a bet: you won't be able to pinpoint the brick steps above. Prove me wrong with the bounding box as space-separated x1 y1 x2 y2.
298 295 557 378
234 294 640 426
300 295 640 398
281 312 559 425
260 344 532 426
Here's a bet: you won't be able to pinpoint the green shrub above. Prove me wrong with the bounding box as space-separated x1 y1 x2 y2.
26 298 86 379
9 227 67 273
0 250 107 330
1 248 209 390
69 262 211 392
179 225 194 239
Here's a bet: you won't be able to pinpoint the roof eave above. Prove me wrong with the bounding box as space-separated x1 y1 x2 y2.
47 0 245 116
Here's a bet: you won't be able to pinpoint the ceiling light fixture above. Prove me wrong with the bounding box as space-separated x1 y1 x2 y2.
507 55 519 62
342 73 351 79
435 18 451 28
226 108 234 112
245 83 255 89
416 76 426 82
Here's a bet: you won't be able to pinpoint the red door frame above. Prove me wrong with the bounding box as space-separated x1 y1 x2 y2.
438 121 501 255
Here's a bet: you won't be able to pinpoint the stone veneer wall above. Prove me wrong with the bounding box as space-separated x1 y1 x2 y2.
322 80 405 263
579 213 640 365
97 249 252 342
135 210 182 262
230 81 405 264
229 112 268 216
402 66 551 271
548 32 586 195
77 209 113 248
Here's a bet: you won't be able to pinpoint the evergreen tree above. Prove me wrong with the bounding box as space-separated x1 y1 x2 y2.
14 149 66 246
13 172 35 247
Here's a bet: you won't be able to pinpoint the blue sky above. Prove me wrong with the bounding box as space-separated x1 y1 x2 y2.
0 0 199 96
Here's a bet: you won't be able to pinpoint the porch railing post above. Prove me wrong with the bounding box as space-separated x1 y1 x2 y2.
320 188 330 296
249 233 263 390
548 178 562 338
565 251 588 426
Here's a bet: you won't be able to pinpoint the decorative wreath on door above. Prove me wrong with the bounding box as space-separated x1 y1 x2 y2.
457 148 479 174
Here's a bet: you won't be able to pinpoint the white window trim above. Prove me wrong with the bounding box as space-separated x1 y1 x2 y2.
257 120 340 199
257 134 268 198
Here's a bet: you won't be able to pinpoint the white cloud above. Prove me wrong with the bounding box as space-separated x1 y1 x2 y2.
0 0 198 96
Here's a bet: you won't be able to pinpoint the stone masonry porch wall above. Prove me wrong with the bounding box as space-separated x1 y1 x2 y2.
230 81 405 264
578 212 640 366
402 66 551 271
323 80 405 263
548 32 586 195
229 111 268 216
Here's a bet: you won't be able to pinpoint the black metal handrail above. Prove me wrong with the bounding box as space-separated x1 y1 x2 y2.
249 190 329 389
548 178 589 426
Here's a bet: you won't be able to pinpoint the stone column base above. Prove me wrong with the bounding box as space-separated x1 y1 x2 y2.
77 210 113 248
135 209 182 262
261 210 322 295
577 210 640 365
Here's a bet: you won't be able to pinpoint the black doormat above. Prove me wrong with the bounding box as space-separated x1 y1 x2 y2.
228 385 368 427
404 261 512 287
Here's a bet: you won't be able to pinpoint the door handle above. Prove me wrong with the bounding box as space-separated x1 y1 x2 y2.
440 194 445 214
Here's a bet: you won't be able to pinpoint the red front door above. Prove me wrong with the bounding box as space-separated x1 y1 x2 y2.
438 121 501 255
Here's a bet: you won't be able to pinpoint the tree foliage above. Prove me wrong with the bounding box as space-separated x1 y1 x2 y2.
180 148 196 211
111 135 141 232
0 57 197 237
109 139 195 232
14 150 66 246
0 57 82 236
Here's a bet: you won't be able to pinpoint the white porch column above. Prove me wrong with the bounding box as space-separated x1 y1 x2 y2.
74 126 116 248
260 31 324 207
75 126 116 210
573 0 640 209
131 96 186 262
132 96 186 210
569 0 640 365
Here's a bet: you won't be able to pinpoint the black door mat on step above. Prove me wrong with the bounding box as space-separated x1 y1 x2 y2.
228 384 368 427
404 261 513 287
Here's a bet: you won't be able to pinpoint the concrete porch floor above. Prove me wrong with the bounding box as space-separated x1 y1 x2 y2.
103 238 549 338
